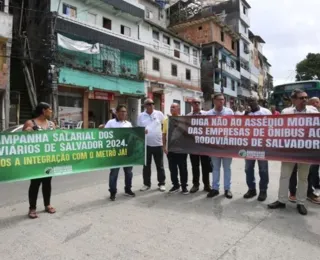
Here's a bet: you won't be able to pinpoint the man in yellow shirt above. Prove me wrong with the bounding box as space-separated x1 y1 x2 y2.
163 103 189 194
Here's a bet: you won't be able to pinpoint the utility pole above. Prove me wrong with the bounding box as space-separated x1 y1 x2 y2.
48 12 59 120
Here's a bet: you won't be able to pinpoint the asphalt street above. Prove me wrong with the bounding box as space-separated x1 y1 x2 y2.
0 158 319 260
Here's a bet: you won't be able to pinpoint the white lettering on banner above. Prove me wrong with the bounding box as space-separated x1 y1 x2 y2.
60 141 104 152
0 134 49 145
244 117 284 127
266 139 320 149
0 144 41 156
288 117 320 127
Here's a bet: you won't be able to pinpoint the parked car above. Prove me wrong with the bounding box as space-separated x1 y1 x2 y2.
2 125 23 133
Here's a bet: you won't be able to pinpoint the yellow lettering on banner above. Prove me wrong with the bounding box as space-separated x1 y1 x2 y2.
15 158 21 166
0 158 11 167
118 148 127 156
95 149 117 158
72 152 88 161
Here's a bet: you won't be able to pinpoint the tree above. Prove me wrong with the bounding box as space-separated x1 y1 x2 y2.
296 53 320 81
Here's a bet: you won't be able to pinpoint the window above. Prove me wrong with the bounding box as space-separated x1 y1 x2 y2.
231 80 235 91
87 13 97 25
231 41 235 50
198 26 202 30
121 25 131 36
153 58 160 71
186 69 191 80
243 43 249 54
152 30 160 40
243 5 247 15
193 49 198 57
184 45 190 55
62 4 77 18
163 35 170 45
146 9 153 19
221 55 227 63
171 64 177 76
221 31 224 42
174 41 180 50
103 18 112 30
185 101 192 115
103 60 115 74
231 60 235 68
222 76 227 88
174 50 180 58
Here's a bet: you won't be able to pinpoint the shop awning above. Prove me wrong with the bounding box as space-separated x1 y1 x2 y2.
58 67 145 96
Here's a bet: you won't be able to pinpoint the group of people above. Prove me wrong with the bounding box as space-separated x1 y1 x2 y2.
22 89 319 219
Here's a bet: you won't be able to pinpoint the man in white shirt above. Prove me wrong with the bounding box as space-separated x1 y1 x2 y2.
235 105 245 115
137 99 166 192
205 93 234 199
187 98 211 193
104 104 135 201
268 89 319 215
243 96 272 202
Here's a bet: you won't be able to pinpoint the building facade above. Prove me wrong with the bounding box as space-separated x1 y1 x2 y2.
169 14 240 109
0 0 12 130
10 0 145 127
140 21 202 115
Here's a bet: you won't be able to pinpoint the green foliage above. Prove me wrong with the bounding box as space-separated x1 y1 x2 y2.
296 53 320 81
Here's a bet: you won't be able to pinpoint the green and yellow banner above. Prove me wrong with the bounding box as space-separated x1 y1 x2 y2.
0 128 145 182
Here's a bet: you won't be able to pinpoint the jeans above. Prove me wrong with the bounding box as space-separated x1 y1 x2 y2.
189 154 211 187
211 157 232 191
279 162 309 204
290 164 319 196
109 167 133 194
143 146 166 187
29 177 52 210
245 160 269 191
167 152 188 188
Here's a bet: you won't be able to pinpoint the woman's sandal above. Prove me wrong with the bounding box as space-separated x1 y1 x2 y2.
45 205 56 214
28 210 38 219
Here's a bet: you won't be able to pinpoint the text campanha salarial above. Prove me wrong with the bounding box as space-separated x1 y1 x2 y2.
189 116 320 149
0 131 114 156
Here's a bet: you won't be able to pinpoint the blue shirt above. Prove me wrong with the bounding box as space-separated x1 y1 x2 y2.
205 107 234 116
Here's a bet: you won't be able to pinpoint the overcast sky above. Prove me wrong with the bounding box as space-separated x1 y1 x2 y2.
249 0 320 86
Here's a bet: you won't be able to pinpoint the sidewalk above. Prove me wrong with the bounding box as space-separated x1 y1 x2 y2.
0 159 319 260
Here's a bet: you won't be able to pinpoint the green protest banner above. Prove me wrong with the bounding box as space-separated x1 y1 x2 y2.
0 128 145 182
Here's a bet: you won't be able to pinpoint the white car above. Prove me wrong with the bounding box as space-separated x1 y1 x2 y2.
2 125 24 133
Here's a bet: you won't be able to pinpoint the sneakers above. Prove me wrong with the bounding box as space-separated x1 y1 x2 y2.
182 187 189 195
257 191 267 202
125 189 136 197
110 193 116 201
140 185 150 192
169 186 180 194
289 194 297 203
243 189 257 199
307 194 320 204
159 185 166 192
224 190 233 199
190 185 199 193
207 189 219 198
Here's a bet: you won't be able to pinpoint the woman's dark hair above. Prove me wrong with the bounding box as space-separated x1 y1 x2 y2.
116 104 127 112
34 102 51 117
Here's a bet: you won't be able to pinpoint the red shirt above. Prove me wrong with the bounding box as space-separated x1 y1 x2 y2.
272 111 280 115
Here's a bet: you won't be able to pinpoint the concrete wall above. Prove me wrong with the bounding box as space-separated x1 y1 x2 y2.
138 0 168 28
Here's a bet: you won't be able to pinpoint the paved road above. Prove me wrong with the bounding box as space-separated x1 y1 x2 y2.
0 159 319 260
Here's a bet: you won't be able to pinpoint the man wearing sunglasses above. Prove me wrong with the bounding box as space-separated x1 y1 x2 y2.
268 89 319 215
187 98 212 193
138 98 166 192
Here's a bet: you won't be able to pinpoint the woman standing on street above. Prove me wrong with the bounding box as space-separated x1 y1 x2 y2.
23 102 56 219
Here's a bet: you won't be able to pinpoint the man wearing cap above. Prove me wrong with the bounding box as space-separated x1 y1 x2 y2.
137 99 166 192
187 98 211 193
243 96 271 202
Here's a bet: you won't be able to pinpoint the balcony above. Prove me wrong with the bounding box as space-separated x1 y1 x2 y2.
240 67 251 79
240 12 250 27
99 0 144 19
0 12 12 39
221 63 240 79
250 73 258 84
237 86 251 97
